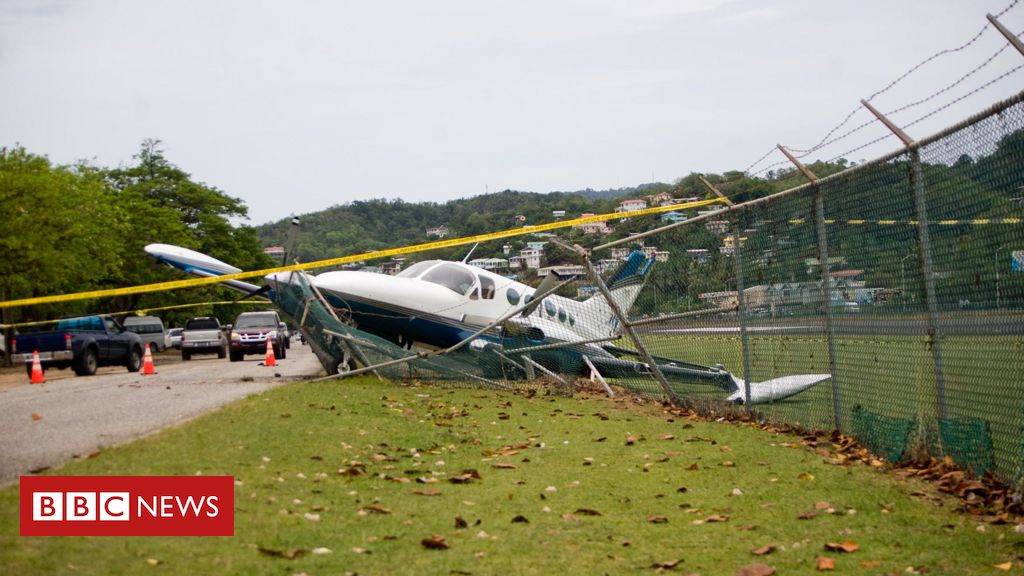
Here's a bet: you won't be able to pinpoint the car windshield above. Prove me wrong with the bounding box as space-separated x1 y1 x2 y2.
185 318 220 330
235 314 277 328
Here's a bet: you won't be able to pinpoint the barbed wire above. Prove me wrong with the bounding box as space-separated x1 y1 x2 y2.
739 0 1020 179
903 61 1024 131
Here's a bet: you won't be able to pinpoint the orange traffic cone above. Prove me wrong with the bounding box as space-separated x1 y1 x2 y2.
29 351 45 384
263 339 277 367
142 343 157 375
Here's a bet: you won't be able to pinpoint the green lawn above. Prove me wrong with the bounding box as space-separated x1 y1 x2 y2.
2 377 1021 575
630 333 1024 480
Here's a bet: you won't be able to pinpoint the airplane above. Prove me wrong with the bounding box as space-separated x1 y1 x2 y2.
143 243 830 404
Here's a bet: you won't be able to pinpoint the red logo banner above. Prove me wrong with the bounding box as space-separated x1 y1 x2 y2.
20 476 234 536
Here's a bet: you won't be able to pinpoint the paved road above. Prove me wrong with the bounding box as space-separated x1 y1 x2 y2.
0 343 323 485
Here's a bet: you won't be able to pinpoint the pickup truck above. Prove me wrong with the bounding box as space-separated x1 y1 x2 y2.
11 315 144 377
180 316 227 360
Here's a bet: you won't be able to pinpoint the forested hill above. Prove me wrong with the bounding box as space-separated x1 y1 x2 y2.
256 187 663 263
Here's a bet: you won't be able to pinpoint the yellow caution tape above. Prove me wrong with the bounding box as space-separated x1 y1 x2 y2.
0 198 725 310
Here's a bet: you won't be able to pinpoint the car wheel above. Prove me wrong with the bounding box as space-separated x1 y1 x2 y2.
182 351 191 361
217 346 226 359
73 348 98 376
229 351 243 362
126 346 142 372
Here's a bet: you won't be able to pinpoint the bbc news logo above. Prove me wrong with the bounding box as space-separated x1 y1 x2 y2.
21 476 233 536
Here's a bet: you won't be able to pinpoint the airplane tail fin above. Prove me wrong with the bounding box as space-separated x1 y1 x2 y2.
579 250 654 337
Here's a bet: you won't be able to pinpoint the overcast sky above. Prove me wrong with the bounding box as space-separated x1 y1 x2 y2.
2 0 1022 225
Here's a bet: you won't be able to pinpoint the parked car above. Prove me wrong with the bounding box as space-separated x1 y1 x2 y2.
229 311 286 362
180 317 227 360
166 327 184 349
279 322 291 349
11 315 143 377
123 315 167 352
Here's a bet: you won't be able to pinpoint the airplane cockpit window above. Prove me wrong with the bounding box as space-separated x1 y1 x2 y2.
397 260 440 279
422 263 476 296
479 276 495 300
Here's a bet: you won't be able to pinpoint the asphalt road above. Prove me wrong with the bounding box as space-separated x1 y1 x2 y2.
0 342 323 485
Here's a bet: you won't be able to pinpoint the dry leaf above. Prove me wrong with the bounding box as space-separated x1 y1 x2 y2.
705 514 729 523
798 511 819 520
31 413 41 421
993 562 1013 571
626 435 641 445
145 558 162 566
413 489 442 496
360 504 391 515
815 556 835 571
651 559 682 569
561 513 580 522
751 545 776 556
421 535 449 550
258 546 306 559
493 463 517 469
511 515 530 523
660 433 675 440
648 515 669 524
574 508 602 516
824 541 859 553
455 516 468 529
798 472 815 481
814 501 832 510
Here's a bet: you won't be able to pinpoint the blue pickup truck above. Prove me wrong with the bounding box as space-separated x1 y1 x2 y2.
11 316 144 377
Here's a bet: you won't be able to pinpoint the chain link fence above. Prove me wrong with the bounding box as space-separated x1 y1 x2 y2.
275 92 1023 485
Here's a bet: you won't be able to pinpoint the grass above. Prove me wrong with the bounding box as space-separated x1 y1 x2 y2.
2 377 1021 575
632 333 1024 478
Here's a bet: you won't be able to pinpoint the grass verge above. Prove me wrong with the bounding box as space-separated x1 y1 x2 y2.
2 377 1021 575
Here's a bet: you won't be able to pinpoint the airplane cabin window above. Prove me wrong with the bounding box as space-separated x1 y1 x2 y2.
544 300 556 317
479 276 495 299
558 308 567 323
506 287 521 305
422 263 476 296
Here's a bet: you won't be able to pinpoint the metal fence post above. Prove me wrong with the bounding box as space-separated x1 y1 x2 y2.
861 101 949 424
776 146 843 431
731 222 754 408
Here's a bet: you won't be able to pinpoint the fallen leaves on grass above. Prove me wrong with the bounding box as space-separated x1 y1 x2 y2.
258 546 306 559
359 504 392 515
815 556 835 571
824 541 859 553
751 545 775 556
574 508 602 516
421 535 449 550
650 558 682 570
647 515 669 524
413 489 442 496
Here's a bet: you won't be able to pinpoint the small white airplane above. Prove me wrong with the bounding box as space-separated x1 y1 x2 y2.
144 243 829 404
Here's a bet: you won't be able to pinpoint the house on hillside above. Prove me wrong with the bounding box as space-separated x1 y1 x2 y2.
648 191 673 206
263 246 285 260
686 249 711 264
469 258 509 273
520 248 542 269
617 199 648 212
552 210 566 219
426 225 449 238
661 211 687 223
574 213 610 235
